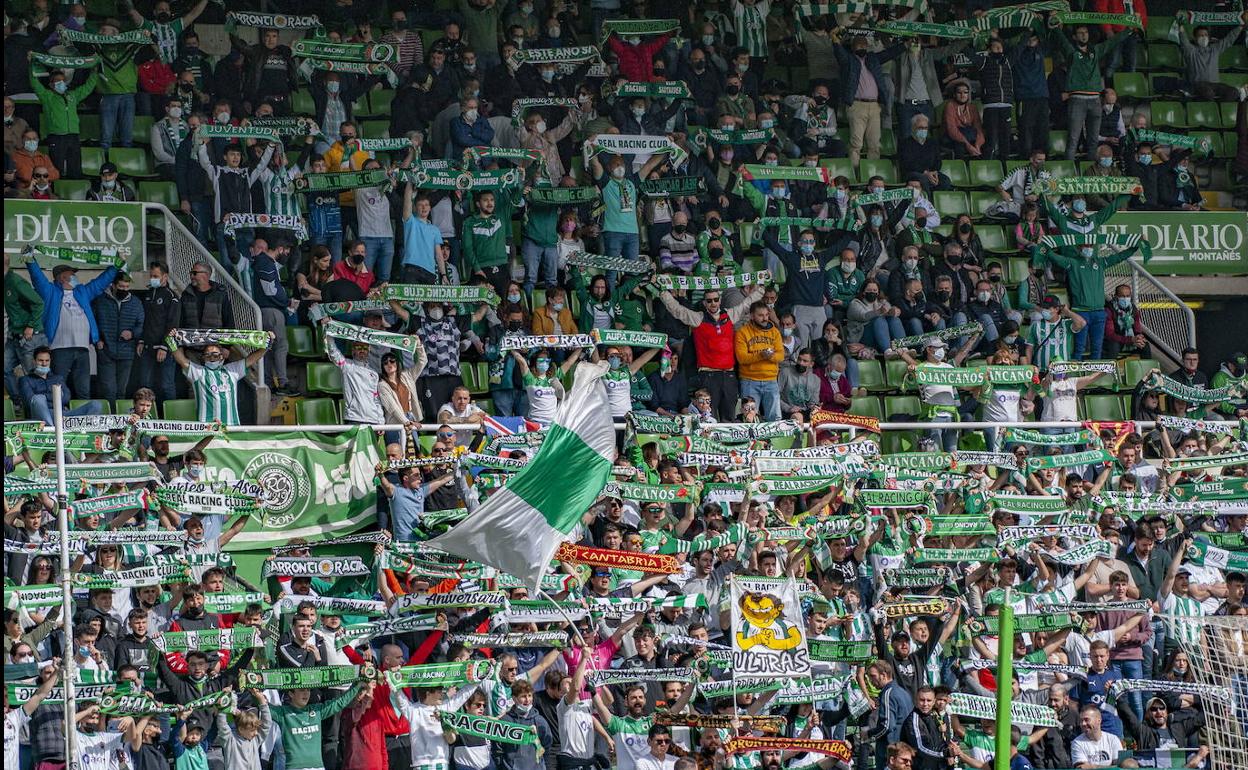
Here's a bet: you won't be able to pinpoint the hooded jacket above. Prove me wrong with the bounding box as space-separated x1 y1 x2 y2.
492 703 553 770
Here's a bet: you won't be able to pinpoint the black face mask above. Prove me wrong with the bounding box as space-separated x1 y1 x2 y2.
914 293 925 303
958 223 972 235
672 224 686 234
813 94 828 105
653 68 666 77
936 290 951 301
156 11 172 23
506 321 523 331
350 253 365 265
115 289 130 300
863 292 878 302
795 365 808 373
708 247 724 260
692 61 706 72
708 217 721 230
989 274 1002 283
947 256 962 266
726 85 740 96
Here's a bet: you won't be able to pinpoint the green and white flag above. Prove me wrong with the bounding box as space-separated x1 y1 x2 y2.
587 134 688 167
325 320 422 354
240 665 371 690
292 39 396 63
1185 539 1248 573
386 660 495 689
426 363 616 590
201 427 381 546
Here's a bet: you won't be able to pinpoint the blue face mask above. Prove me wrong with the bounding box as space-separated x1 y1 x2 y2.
914 128 928 142
68 275 80 288
1098 156 1113 168
799 243 815 256
34 365 51 376
869 215 883 228
771 187 787 199
1139 154 1151 166
608 356 622 369
1117 296 1131 309
53 81 69 94
1072 199 1087 213
149 277 162 289
1080 247 1095 258
535 360 550 374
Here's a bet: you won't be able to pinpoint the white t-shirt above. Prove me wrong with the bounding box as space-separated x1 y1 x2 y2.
603 370 632 418
1042 378 1079 422
919 362 956 406
77 729 126 770
356 185 395 238
1063 629 1115 669
1071 731 1124 767
557 697 596 759
4 708 29 770
984 386 1022 423
635 755 678 770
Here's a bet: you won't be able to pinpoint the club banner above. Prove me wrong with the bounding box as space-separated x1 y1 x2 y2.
726 737 852 759
1025 448 1114 472
499 334 594 351
295 170 392 193
441 710 539 745
199 427 381 545
565 251 653 275
386 660 496 689
1101 212 1248 276
383 283 500 306
587 134 688 167
731 576 811 679
325 320 421 355
554 542 678 573
891 322 984 350
241 665 371 690
811 410 881 434
150 627 263 653
507 46 600 67
639 176 705 198
1185 539 1248 573
527 186 601 205
1170 478 1248 502
393 167 523 192
808 638 875 663
656 270 771 291
950 692 1061 727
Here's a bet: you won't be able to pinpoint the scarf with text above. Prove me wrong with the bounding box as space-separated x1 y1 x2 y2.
656 270 770 291
891 322 983 350
441 710 539 745
565 250 653 275
394 167 523 192
27 244 126 268
325 320 422 354
220 212 307 241
383 283 500 306
1142 371 1244 405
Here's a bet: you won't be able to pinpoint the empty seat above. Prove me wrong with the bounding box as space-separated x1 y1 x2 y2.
305 362 344 395
968 160 1004 188
933 190 969 218
884 395 921 420
295 398 339 425
287 325 321 359
969 191 999 219
137 181 179 208
856 359 887 392
1112 72 1150 101
942 159 969 188
1150 101 1186 128
1081 394 1126 421
977 225 1010 252
848 396 883 420
819 158 856 184
859 159 899 185
1187 102 1222 129
109 147 157 178
162 399 198 420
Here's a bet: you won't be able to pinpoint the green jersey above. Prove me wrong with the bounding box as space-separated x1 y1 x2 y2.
607 714 655 770
142 17 186 64
1026 317 1074 373
270 684 362 769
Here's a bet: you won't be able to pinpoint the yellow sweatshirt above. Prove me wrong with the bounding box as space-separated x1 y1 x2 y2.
734 322 784 382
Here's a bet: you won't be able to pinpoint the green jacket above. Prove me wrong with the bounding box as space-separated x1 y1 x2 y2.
1040 244 1139 312
570 266 646 333
270 684 362 769
462 190 521 273
1051 28 1128 95
30 69 99 135
1210 367 1247 416
4 270 45 334
522 193 559 248
825 266 866 307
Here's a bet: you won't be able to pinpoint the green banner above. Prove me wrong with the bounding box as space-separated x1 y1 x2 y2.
1102 212 1248 276
6 200 146 271
204 428 381 548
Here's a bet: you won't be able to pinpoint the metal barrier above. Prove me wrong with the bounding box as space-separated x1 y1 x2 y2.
1104 257 1196 363
206 420 1164 433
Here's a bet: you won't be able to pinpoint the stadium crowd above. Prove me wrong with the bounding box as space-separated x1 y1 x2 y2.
4 0 1248 770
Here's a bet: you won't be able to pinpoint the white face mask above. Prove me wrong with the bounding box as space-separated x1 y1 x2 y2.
932 347 947 361
216 111 230 124
977 291 991 303
534 121 546 134
463 109 478 122
611 165 626 179
168 107 182 119
428 308 444 321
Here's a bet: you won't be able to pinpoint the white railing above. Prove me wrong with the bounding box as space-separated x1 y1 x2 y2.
200 420 1163 434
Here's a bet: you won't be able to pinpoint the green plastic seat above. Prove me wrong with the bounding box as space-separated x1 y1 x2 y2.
1224 131 1238 159
1189 132 1223 158
131 115 154 144
53 179 91 200
1124 358 1161 389
306 362 344 395
109 147 157 178
363 89 395 116
859 159 899 185
1145 16 1174 42
819 158 856 184
70 399 107 414
878 130 897 157
933 191 969 218
1150 101 1186 129
3 398 15 420
885 359 912 392
79 114 101 142
295 398 339 425
880 430 920 454
942 159 969 188
1221 46 1248 72
114 399 134 415
460 361 483 394
1187 102 1222 130
1146 43 1181 71
1221 100 1240 129
360 119 390 139
161 399 198 420
1112 72 1150 101
291 89 315 115
81 147 105 177
977 225 1010 252
1081 394 1126 421
969 190 999 219
137 181 179 208
884 395 922 420
286 326 320 359
968 160 1004 188
848 396 883 420
1047 161 1078 180
856 359 887 392
1006 258 1031 285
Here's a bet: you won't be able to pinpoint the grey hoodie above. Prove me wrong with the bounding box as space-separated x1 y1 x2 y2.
1178 23 1245 84
215 698 271 770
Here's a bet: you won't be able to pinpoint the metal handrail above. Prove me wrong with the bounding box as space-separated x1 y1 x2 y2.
1104 258 1196 363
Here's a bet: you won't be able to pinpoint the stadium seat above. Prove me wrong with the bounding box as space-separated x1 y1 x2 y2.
977 225 1010 253
287 326 321 359
360 119 390 139
859 159 898 185
291 90 315 115
1145 16 1174 42
884 395 921 420
1046 131 1067 157
1112 72 1150 102
1047 161 1078 180
295 398 339 425
460 361 484 394
1150 101 1186 129
968 160 1003 188
137 181 179 208
933 191 969 219
306 362 344 395
1224 132 1238 159
819 158 856 184
856 359 888 392
942 160 969 188
81 147 105 177
110 147 158 178
79 113 101 143
1006 258 1031 285
878 130 897 157
3 398 15 420
364 89 396 116
1124 358 1162 389
53 179 91 200
1146 43 1181 71
848 396 883 420
969 191 999 219
885 359 912 392
162 399 197 420
113 399 134 416
131 115 154 144
71 399 108 414
1222 46 1248 72
1187 102 1222 130
1081 394 1126 421
1221 100 1239 129
880 430 920 454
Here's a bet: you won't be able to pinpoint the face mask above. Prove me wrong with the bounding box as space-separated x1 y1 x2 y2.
53 81 69 94
958 222 972 235
187 464 204 479
23 139 38 153
841 261 856 274
703 34 716 45
102 179 116 190
789 242 812 257
521 2 533 13
115 289 130 300
608 356 622 369
535 360 550 374
506 321 523 331
932 347 947 361
464 62 477 72
760 118 775 130
149 277 162 289
1139 154 1151 166
1196 37 1209 47
1080 247 1095 258
1072 198 1087 213
726 85 740 96
904 259 918 271
947 255 962 266
542 69 556 82
548 26 560 38
1117 296 1131 309
464 109 478 122
863 292 878 302
672 223 687 235
771 187 787 199
69 275 81 288
216 111 231 124
835 188 848 201
534 120 547 133
936 290 951 301
915 128 928 142
551 302 564 312
804 159 817 167
428 308 445 321
736 63 749 74
350 252 365 265
708 218 721 230
165 106 183 120
611 165 626 179
692 60 707 72
1004 335 1018 345
561 222 577 234
507 292 521 303
326 79 343 95
977 291 991 303
34 365 51 376
869 215 883 228
631 106 645 119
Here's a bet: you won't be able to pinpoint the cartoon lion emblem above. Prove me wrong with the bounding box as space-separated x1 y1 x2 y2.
735 591 802 651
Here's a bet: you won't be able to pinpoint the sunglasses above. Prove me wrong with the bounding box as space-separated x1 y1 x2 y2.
33 173 49 179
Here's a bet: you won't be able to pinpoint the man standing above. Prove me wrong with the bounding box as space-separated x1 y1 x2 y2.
179 262 235 330
91 272 145 411
867 660 915 770
3 251 45 399
1050 21 1128 162
137 261 180 409
167 329 272 425
734 301 785 421
833 35 904 168
28 57 98 178
462 188 522 298
251 238 297 395
25 257 119 401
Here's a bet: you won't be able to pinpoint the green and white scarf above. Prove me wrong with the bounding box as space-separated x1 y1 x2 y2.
262 556 370 578
881 567 954 588
592 328 668 349
394 167 523 192
914 548 1000 564
154 487 261 517
999 524 1099 546
500 334 593 351
1046 538 1115 565
308 299 394 322
599 18 680 45
464 147 542 166
508 46 600 67
198 124 280 142
808 639 875 662
688 126 775 149
135 420 224 436
656 270 770 291
875 20 975 38
1157 415 1241 436
70 489 152 517
101 691 233 716
30 52 99 70
565 251 653 275
588 134 688 167
628 412 698 436
615 82 691 100
225 11 322 29
1054 11 1142 28
1002 427 1097 446
510 97 580 126
204 592 268 614
386 660 495 689
4 584 63 611
744 164 832 183
639 176 705 198
891 322 983 350
702 420 803 443
854 186 917 208
949 692 1061 727
357 137 415 153
1040 234 1149 263
1142 371 1243 405
3 477 57 498
587 667 697 687
1032 176 1143 197
1170 478 1248 502
295 170 392 193
292 39 396 64
757 214 855 230
389 591 509 613
168 328 271 350
527 185 600 205
248 117 323 137
1166 451 1248 471
72 564 190 589
272 594 388 616
1048 360 1119 377
325 320 422 354
913 365 989 388
11 431 109 454
241 665 371 690
220 212 308 241
151 626 263 652
1187 11 1244 25
1026 448 1114 471
335 613 439 648
1130 128 1213 155
441 710 540 745
299 58 399 86
966 612 1082 635
448 631 566 649
384 283 500 306
26 244 126 268
1107 678 1232 705
954 451 1019 469
43 462 161 484
61 28 151 45
602 481 697 503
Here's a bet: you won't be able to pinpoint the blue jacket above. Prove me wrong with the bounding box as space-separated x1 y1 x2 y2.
18 372 72 411
832 42 905 107
1011 34 1049 100
26 261 118 345
251 252 289 311
870 681 915 745
450 116 495 157
92 289 146 360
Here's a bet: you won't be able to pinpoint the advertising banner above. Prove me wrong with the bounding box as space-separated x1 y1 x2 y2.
5 200 147 270
1102 212 1248 275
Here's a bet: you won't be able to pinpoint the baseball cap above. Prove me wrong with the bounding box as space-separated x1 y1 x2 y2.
1039 294 1062 308
925 337 948 349
1176 565 1195 576
100 162 118 175
52 264 79 279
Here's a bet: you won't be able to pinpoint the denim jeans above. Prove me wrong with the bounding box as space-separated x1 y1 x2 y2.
99 93 135 150
1111 659 1146 720
1147 617 1167 678
739 378 781 421
491 388 527 417
95 349 134 410
4 332 48 399
26 394 102 425
862 315 905 352
1075 308 1107 360
926 411 959 452
50 347 91 401
136 347 178 408
520 238 559 293
601 230 639 289
977 312 1001 342
361 236 395 283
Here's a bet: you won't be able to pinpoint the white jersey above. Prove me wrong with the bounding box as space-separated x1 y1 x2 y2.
603 370 632 418
1042 378 1079 422
77 729 126 770
4 708 29 770
393 685 479 769
186 360 247 426
557 696 596 760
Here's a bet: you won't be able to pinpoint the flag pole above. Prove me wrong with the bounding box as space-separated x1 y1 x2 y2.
993 588 1015 770
52 384 79 768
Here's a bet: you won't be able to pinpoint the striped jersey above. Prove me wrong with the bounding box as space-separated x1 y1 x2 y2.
1161 593 1204 647
1027 317 1074 372
260 164 303 219
186 360 246 426
731 0 771 58
143 18 185 64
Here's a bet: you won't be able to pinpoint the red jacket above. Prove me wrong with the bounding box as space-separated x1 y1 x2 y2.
333 260 377 294
139 60 176 96
607 32 673 83
1104 301 1145 346
691 311 737 371
1091 0 1147 36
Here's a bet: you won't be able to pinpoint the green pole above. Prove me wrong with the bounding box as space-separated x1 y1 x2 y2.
993 589 1015 770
